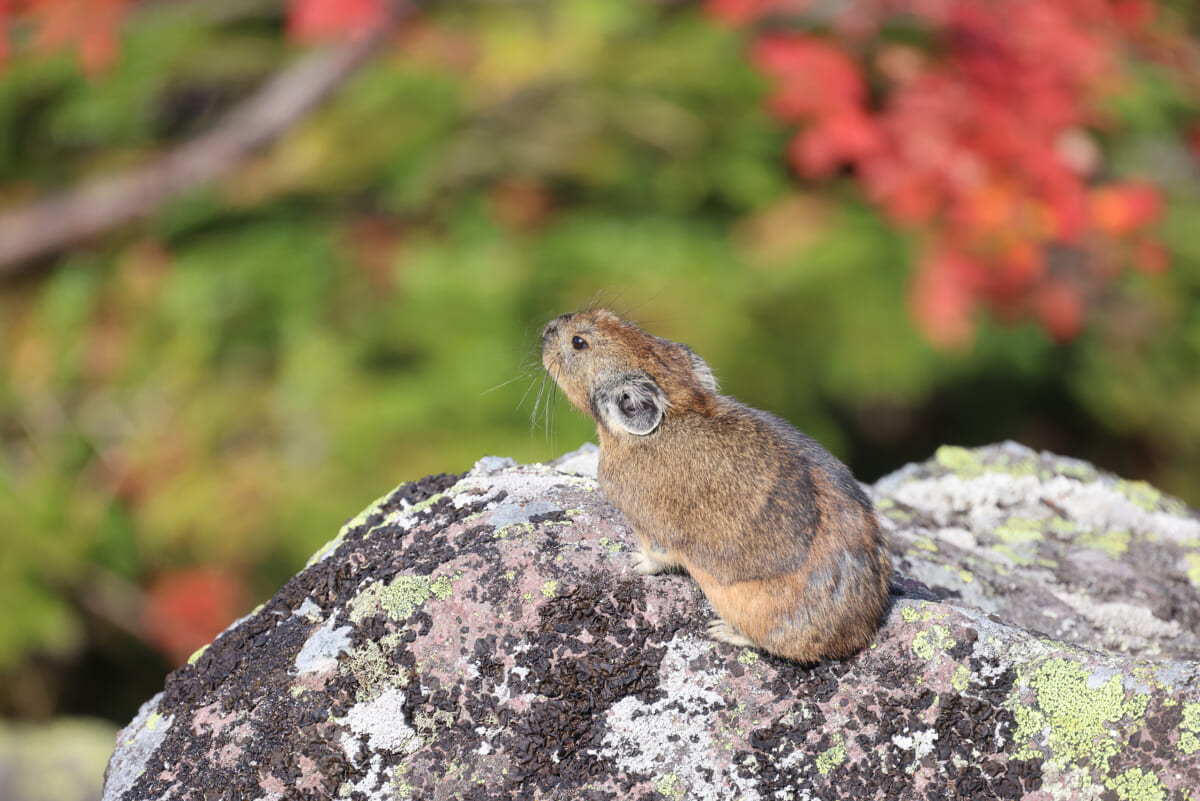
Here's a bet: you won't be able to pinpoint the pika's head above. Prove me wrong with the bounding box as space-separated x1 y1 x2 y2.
541 309 719 437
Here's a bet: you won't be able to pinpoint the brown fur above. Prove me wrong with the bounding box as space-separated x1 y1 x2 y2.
542 309 891 663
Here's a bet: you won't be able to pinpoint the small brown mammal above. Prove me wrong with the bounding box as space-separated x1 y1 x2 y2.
541 309 891 663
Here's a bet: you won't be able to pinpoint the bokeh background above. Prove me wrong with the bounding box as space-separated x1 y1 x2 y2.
1 0 1198 795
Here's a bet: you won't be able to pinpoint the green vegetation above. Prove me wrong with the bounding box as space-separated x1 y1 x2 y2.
0 0 1197 721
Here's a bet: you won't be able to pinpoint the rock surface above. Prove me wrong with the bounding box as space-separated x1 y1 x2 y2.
103 443 1200 801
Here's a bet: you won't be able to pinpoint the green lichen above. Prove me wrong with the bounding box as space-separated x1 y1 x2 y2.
597 537 624 554
306 528 348 567
935 445 984 477
911 537 938 553
306 482 461 567
146 710 163 731
1079 529 1131 558
187 644 208 665
430 573 458 601
541 580 559 598
350 575 432 624
1010 658 1151 775
1047 517 1079 536
737 650 760 666
406 491 451 516
816 733 847 775
1116 480 1188 515
1130 665 1170 693
1116 480 1163 511
1058 461 1096 481
307 486 396 566
495 522 536 540
991 516 1053 567
414 708 457 742
342 632 408 702
952 664 972 692
1105 767 1166 801
1185 553 1200 591
1011 703 1045 760
900 602 946 624
556 475 598 492
1009 461 1040 478
655 773 686 800
994 516 1045 545
503 570 517 583
911 625 955 661
1179 702 1200 755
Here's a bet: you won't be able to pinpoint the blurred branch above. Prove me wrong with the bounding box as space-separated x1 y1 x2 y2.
76 569 148 642
0 0 419 278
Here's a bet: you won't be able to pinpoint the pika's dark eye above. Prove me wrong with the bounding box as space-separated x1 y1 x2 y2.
571 335 589 351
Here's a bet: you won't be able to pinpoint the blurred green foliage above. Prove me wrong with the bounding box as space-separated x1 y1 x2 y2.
0 0 1197 720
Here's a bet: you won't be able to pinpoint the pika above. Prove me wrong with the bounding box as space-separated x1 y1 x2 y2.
541 309 891 663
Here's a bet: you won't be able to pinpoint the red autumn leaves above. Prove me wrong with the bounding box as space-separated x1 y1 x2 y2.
287 0 393 42
716 0 1168 347
0 0 385 72
0 0 1175 353
0 0 128 73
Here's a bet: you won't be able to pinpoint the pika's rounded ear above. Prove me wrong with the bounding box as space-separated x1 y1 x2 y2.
679 344 718 392
595 372 668 436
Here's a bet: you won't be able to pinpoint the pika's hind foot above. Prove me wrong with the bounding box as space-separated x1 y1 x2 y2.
630 544 672 575
706 619 757 650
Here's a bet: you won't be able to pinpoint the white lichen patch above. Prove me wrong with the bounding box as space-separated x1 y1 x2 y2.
453 465 592 510
102 693 172 801
592 635 763 801
548 443 599 477
293 598 323 620
1048 592 1182 657
343 688 421 756
295 621 354 675
891 728 938 775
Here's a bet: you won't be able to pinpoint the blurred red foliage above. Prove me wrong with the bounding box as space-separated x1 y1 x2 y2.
141 567 247 666
0 0 129 73
287 0 389 42
0 0 386 71
711 0 1170 346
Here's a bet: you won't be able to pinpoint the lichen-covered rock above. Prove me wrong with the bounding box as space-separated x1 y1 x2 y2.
878 442 1200 660
103 443 1200 801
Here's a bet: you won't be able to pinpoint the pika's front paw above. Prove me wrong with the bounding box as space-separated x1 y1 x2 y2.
630 545 670 575
706 619 757 650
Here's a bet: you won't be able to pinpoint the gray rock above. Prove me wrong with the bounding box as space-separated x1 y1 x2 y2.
878 441 1200 660
103 445 1200 800
0 716 118 801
